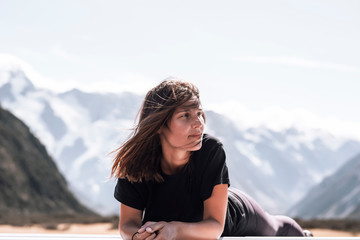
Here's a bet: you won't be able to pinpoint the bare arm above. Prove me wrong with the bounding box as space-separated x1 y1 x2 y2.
119 203 156 240
141 184 228 240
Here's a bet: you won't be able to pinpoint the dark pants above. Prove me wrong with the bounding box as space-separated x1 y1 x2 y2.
229 188 305 236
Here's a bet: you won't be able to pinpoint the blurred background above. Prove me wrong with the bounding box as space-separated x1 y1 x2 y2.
1 0 360 235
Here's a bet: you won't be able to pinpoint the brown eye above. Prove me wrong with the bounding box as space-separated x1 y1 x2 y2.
197 111 204 118
180 113 190 118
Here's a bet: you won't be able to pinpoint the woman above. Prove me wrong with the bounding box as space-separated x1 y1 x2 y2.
111 80 309 240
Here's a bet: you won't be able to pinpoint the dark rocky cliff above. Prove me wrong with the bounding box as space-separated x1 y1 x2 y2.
0 105 96 222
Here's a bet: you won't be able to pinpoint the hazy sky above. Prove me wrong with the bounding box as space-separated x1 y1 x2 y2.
1 0 359 137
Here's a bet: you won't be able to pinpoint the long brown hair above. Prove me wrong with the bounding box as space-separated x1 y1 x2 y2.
111 79 204 182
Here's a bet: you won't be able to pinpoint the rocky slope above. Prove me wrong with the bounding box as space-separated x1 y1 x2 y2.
1 68 360 215
0 105 95 220
288 153 360 220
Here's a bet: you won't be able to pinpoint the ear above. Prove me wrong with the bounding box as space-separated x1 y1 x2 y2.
157 126 163 134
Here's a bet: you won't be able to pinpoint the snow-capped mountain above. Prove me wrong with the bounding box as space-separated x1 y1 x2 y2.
288 153 360 220
0 70 142 215
1 67 360 216
205 111 360 213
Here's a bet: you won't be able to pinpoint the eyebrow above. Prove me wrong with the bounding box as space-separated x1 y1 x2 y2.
175 107 203 114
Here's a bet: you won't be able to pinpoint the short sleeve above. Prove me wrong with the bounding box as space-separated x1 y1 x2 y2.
198 138 230 201
114 178 148 210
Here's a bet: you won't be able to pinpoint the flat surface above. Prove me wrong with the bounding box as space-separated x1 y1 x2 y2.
1 234 360 239
0 235 119 240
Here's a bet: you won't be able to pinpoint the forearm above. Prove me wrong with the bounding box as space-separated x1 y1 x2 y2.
172 218 223 240
119 221 141 240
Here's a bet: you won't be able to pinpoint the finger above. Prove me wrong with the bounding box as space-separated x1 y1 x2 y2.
153 233 163 240
136 231 153 240
139 221 156 233
144 233 157 240
145 222 164 233
131 232 140 240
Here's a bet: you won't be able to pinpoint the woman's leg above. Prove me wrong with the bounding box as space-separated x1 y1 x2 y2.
271 215 305 236
230 188 305 236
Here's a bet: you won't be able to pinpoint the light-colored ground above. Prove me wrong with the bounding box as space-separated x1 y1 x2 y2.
0 224 359 237
309 228 360 237
0 223 119 235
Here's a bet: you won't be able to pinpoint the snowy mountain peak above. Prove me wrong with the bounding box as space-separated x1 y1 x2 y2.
0 69 35 101
1 63 360 216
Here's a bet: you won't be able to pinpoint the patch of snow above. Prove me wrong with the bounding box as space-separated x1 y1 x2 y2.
235 141 274 176
235 141 261 166
9 72 28 95
273 141 287 151
243 132 262 143
340 185 360 205
293 152 304 162
0 70 10 86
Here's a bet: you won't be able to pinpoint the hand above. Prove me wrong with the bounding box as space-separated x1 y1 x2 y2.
139 221 177 240
132 222 157 240
131 231 156 240
138 221 157 234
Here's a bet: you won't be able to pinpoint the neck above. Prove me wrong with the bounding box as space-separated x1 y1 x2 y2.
161 149 191 175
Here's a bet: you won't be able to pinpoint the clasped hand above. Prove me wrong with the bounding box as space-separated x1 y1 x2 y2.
133 221 177 240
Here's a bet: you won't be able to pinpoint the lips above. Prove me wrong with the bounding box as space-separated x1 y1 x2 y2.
189 133 203 138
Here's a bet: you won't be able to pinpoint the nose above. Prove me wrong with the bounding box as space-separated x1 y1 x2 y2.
192 115 204 128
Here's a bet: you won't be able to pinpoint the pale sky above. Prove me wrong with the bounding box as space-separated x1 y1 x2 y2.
1 0 360 138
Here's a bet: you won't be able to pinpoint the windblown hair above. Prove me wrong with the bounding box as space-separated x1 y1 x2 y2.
111 79 204 182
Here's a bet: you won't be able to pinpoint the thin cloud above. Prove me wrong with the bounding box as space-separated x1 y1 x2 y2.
207 101 360 141
50 44 96 67
235 55 358 72
77 34 94 41
0 53 53 88
51 45 80 63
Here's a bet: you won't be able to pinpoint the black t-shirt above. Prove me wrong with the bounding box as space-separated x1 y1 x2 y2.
114 134 246 236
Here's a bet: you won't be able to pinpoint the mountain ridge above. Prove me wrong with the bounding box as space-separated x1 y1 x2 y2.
1 68 360 216
0 105 96 220
288 153 360 220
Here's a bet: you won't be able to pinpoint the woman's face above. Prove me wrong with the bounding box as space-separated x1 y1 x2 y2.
159 98 205 153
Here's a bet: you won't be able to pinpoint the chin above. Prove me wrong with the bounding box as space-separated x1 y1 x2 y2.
190 142 203 151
